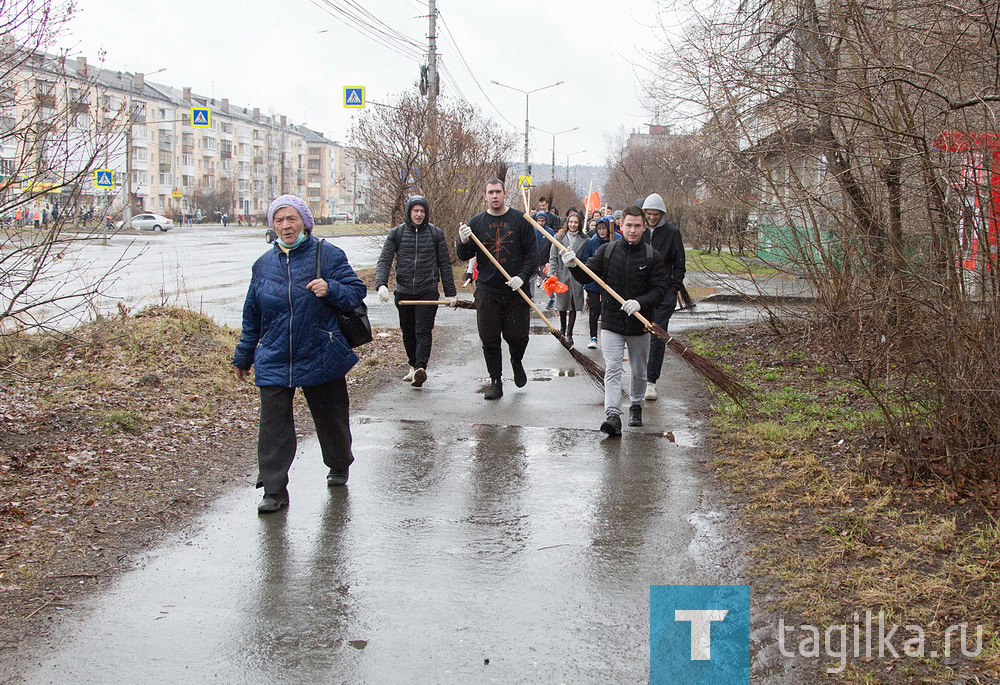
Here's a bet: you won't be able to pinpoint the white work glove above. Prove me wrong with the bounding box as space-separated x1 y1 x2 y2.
458 223 472 243
622 299 641 315
560 249 576 266
506 276 524 291
378 285 390 303
447 296 458 307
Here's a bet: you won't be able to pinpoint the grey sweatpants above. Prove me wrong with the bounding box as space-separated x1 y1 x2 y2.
600 330 650 416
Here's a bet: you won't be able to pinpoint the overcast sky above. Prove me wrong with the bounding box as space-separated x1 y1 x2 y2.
56 0 674 168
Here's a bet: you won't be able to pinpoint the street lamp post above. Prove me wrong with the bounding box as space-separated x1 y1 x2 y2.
491 80 564 176
563 149 587 188
532 125 578 186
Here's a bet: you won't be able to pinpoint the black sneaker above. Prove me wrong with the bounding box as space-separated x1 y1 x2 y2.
512 359 527 388
600 413 622 436
327 468 349 486
257 489 289 513
484 379 503 400
628 404 643 427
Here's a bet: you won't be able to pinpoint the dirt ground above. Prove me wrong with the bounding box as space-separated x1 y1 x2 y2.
0 306 405 657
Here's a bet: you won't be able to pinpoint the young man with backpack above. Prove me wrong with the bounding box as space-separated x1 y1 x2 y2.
375 195 457 388
640 193 686 401
564 206 668 435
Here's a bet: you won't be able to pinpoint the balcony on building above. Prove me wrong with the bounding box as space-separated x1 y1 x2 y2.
159 162 171 173
182 144 194 154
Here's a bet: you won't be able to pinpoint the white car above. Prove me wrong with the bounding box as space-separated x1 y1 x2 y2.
119 213 174 231
332 211 353 223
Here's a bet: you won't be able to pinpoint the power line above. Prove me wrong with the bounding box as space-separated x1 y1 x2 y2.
436 11 518 130
306 0 424 62
438 60 468 103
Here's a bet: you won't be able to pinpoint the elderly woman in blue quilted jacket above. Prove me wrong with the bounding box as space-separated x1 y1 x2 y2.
233 194 367 514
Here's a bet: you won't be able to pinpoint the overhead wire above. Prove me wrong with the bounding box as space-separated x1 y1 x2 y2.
307 0 424 62
438 60 468 103
436 11 518 130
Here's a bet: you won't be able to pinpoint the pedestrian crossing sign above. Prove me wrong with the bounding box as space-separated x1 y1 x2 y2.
518 175 533 189
344 87 365 108
191 107 211 127
94 169 114 189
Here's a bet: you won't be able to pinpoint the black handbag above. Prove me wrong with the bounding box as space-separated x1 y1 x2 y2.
317 238 372 348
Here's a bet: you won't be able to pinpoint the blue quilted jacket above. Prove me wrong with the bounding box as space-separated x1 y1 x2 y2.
233 234 367 387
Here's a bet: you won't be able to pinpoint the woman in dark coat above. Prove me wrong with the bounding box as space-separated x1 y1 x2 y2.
233 194 367 513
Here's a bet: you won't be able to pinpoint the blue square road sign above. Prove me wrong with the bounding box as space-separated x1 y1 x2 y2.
344 87 365 108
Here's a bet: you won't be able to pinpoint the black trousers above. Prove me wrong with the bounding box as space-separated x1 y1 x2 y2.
474 287 530 381
587 290 602 338
257 378 354 494
646 290 678 384
395 289 439 370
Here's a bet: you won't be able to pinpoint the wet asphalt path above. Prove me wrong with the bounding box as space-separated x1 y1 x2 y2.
18 296 745 683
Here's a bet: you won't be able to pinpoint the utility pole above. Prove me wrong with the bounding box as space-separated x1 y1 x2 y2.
427 0 439 107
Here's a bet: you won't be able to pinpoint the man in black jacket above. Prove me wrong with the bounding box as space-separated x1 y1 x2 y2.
376 195 457 388
640 193 686 402
564 206 669 435
456 179 538 400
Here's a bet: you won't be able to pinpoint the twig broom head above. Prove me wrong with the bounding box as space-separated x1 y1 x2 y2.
647 322 752 405
549 329 605 389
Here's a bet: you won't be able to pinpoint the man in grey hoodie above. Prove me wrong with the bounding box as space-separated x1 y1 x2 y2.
640 193 686 401
376 195 457 388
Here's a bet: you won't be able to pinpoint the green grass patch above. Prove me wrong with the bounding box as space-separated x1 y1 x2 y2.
685 248 777 275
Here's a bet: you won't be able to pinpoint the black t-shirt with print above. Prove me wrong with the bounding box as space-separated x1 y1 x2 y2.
456 207 538 294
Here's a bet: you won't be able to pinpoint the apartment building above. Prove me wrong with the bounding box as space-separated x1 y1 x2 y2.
2 50 357 222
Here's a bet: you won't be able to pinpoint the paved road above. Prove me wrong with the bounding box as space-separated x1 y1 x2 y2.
17 303 750 684
33 226 381 329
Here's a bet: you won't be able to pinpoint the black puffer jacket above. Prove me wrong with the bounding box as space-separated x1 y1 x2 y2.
569 238 669 336
644 216 686 293
375 196 456 297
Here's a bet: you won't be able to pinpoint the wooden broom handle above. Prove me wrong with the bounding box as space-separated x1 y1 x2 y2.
520 211 655 329
463 227 563 337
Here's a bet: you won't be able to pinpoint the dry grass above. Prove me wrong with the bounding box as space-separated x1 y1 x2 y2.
0 305 404 653
694 323 1000 683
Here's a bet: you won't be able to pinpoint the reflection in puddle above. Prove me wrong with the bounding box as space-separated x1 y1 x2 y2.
529 368 577 382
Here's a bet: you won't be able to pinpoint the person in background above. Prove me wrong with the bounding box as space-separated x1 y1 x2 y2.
375 195 457 388
578 217 612 348
548 210 587 338
538 195 561 231
641 193 686 402
533 211 557 309
233 194 367 513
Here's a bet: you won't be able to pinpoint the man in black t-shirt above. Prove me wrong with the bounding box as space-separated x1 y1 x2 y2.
456 179 538 400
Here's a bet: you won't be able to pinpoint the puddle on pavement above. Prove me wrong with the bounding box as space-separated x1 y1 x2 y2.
529 367 576 382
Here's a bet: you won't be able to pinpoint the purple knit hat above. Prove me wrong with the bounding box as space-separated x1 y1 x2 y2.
267 194 314 231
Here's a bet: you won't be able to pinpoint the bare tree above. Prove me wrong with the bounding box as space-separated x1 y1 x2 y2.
349 90 515 250
1 1 135 342
654 0 1000 483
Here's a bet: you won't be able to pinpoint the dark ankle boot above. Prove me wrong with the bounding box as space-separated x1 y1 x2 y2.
484 379 503 400
628 404 643 427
